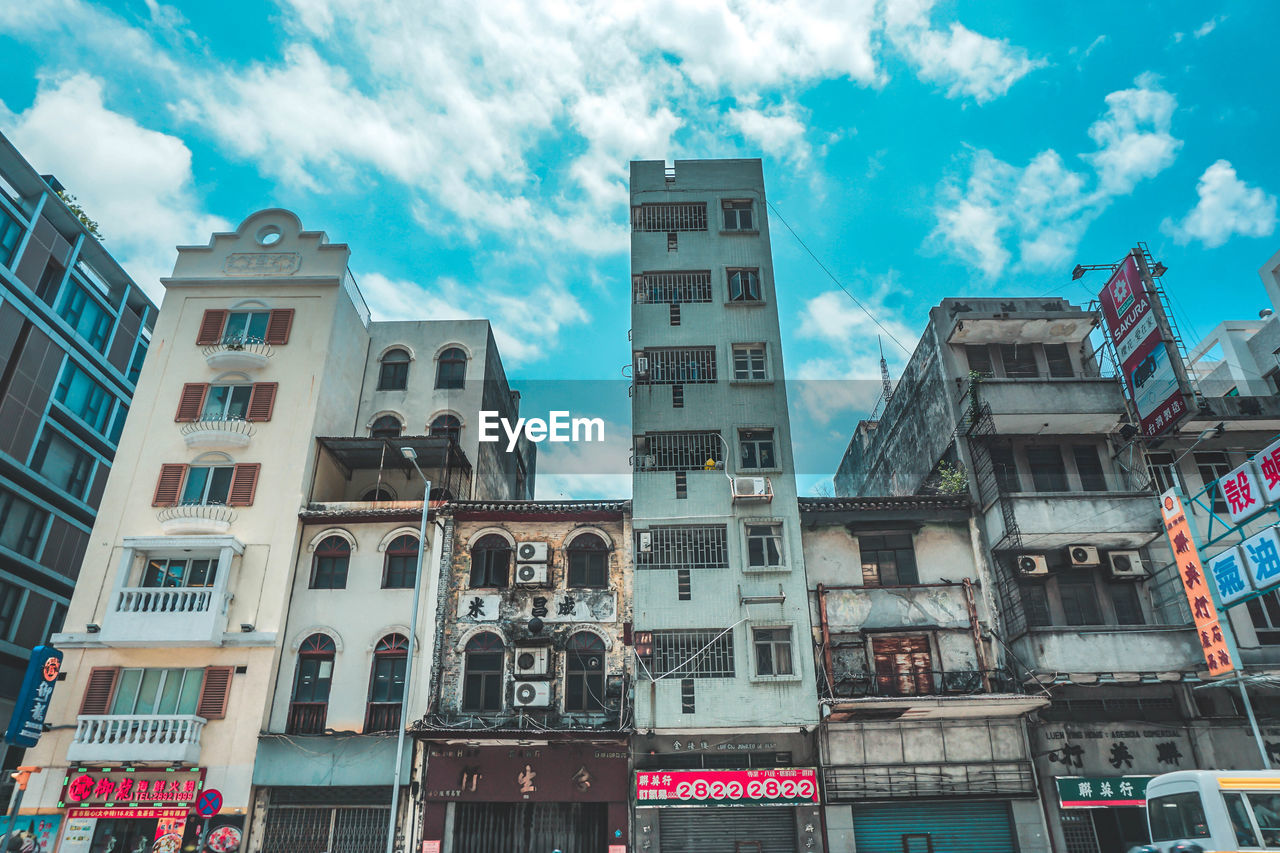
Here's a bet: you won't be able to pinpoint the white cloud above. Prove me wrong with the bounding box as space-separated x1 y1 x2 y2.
1162 159 1277 248
1084 75 1181 194
0 73 227 297
532 416 633 500
1194 16 1223 38
727 100 812 164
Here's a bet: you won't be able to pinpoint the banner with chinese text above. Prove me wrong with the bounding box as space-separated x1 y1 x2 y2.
635 768 818 806
1056 776 1152 808
1161 489 1235 675
60 767 204 809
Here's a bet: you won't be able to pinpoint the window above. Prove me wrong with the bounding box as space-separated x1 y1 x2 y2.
739 429 776 470
860 534 918 585
646 629 735 679
1247 591 1280 645
746 523 784 569
567 533 608 588
36 257 65 303
722 200 753 231
141 558 215 588
681 678 695 713
55 362 114 433
110 667 203 716
311 536 351 589
1044 343 1074 378
0 208 22 268
1222 792 1261 848
990 445 1020 492
126 341 147 385
289 634 335 734
0 489 48 558
462 632 504 712
999 344 1039 378
631 202 708 232
436 347 467 389
382 535 418 589
1195 451 1231 513
1147 451 1178 493
0 579 22 639
1072 445 1108 491
965 345 993 378
201 384 252 421
181 465 234 505
565 632 606 712
366 634 408 733
638 526 728 570
370 415 402 438
378 348 410 391
728 269 761 302
57 284 111 351
429 414 461 442
1059 575 1103 625
470 534 511 588
638 347 717 384
31 428 95 500
1246 793 1280 845
1111 582 1145 625
752 628 793 676
1026 446 1068 492
872 636 932 696
1019 582 1052 627
363 487 395 501
109 404 128 444
635 270 714 304
733 345 767 380
222 310 270 344
1148 792 1210 842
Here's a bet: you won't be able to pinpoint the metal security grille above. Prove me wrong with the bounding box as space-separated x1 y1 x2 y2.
660 808 796 853
1059 810 1102 853
638 525 729 569
453 802 606 853
635 432 723 472
637 347 717 384
633 271 714 303
631 203 708 232
824 761 1035 799
261 805 390 853
647 629 735 679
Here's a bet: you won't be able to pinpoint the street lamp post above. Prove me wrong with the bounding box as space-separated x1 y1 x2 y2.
387 446 431 853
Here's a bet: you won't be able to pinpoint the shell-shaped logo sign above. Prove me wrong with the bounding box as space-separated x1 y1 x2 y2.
1164 496 1175 511
42 655 61 682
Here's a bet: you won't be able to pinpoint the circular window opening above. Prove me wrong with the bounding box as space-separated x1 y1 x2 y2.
256 224 283 246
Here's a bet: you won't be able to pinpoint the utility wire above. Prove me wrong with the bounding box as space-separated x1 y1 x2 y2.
766 200 910 355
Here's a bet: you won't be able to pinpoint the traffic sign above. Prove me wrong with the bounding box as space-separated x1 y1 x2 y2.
195 789 223 818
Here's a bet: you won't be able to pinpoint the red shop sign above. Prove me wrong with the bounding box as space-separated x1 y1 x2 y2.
60 767 205 809
635 768 818 806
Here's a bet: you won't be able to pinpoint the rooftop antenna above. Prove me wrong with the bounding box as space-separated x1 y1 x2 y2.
879 336 893 401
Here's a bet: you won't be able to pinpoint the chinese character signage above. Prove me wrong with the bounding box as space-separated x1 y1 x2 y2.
1241 528 1280 593
59 768 205 809
1056 776 1152 808
423 742 628 801
4 644 62 747
634 769 819 807
1219 461 1266 524
1208 546 1253 606
1257 437 1280 504
1097 253 1189 438
1161 489 1235 675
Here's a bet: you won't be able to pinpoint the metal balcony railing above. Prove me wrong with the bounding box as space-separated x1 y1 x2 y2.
202 340 272 369
637 347 717 385
633 271 713 304
179 418 256 440
828 668 1018 699
287 702 328 734
631 203 707 232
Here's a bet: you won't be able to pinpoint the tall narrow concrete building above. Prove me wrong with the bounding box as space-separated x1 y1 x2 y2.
629 160 821 852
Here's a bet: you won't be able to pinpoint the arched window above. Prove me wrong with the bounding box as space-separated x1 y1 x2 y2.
469 534 511 588
362 486 395 501
311 536 351 589
567 533 608 588
378 348 410 391
366 633 408 733
382 535 419 589
435 347 467 390
565 632 606 713
429 414 462 442
462 632 504 712
370 414 402 438
289 633 335 733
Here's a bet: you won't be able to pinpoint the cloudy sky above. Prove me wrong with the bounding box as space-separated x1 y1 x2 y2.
2 1 1276 498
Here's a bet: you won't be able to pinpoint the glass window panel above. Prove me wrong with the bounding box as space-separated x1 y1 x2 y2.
134 669 163 715
178 670 202 714
1073 445 1108 491
111 669 143 714
1027 446 1068 492
1044 343 1074 377
156 668 184 714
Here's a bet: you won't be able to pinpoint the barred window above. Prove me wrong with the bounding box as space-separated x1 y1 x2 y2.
634 432 723 472
637 348 717 385
644 629 735 679
637 526 728 569
633 271 713 304
631 203 708 232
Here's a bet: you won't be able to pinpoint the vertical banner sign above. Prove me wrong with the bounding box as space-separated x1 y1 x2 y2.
1161 490 1234 675
1098 253 1188 438
3 644 62 747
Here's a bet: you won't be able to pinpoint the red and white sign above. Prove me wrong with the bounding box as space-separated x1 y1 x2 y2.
635 768 818 806
1219 461 1266 524
1253 437 1280 504
60 768 205 809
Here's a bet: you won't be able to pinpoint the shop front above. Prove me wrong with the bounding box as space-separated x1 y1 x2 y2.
419 738 629 853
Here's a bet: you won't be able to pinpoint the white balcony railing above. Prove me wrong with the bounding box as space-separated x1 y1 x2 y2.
67 714 207 763
102 585 230 646
157 504 235 535
116 586 216 615
180 418 255 449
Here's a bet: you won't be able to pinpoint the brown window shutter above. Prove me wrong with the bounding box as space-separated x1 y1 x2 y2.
153 464 188 506
175 383 209 422
196 310 228 346
264 309 294 345
196 666 234 719
228 463 261 507
80 667 120 715
246 383 278 422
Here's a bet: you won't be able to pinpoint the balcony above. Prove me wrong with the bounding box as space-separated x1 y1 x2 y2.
364 702 403 734
202 340 272 370
180 418 255 450
966 378 1125 434
310 436 472 506
101 586 231 646
824 668 1045 721
1012 625 1200 675
984 491 1159 550
288 702 328 734
157 503 235 535
67 714 207 763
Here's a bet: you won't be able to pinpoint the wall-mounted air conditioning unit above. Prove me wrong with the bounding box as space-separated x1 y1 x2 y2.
513 680 552 708
517 542 549 563
1016 554 1049 577
733 477 768 497
515 562 549 586
514 647 549 677
1108 551 1145 578
1068 545 1101 567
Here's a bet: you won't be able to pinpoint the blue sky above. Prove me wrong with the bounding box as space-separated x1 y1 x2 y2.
2 1 1276 499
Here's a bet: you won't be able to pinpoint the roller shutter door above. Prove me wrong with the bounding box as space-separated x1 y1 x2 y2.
659 807 797 852
852 800 1016 853
453 802 606 853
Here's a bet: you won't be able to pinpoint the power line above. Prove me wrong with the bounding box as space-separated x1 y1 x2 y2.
766 200 911 355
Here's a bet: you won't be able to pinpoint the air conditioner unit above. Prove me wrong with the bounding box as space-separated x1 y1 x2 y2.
1068 545 1101 567
517 542 549 563
513 680 551 708
733 477 767 497
638 531 653 553
514 647 549 677
1016 554 1049 577
636 355 649 376
1108 551 1145 578
515 562 549 586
